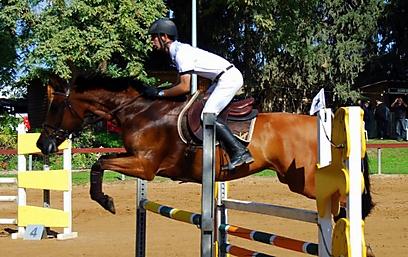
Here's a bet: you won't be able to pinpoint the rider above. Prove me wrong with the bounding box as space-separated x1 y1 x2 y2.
145 18 254 169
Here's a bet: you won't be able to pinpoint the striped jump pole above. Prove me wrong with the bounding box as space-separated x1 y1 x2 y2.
220 243 276 257
216 180 321 257
219 224 318 255
141 199 201 226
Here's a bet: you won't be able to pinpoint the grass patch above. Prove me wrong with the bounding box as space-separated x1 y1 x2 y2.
252 169 277 177
366 139 408 174
71 171 130 185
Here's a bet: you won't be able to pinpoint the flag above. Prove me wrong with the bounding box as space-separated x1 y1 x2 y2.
309 88 326 115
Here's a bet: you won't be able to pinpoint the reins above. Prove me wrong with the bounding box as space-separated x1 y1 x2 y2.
317 110 345 149
81 95 143 131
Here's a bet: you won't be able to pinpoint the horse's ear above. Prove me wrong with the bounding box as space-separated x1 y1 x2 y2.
48 74 67 92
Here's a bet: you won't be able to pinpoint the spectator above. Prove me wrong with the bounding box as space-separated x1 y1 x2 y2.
374 98 388 139
356 98 363 107
362 101 371 138
391 97 408 141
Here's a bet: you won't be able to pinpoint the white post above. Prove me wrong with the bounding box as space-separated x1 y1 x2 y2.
317 109 332 257
346 107 363 257
191 0 197 93
14 124 27 238
61 135 73 238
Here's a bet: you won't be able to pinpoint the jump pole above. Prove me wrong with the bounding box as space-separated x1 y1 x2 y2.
216 180 321 257
135 178 147 257
201 112 216 257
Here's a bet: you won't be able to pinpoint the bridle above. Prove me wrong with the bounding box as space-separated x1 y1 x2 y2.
42 84 144 141
42 85 84 141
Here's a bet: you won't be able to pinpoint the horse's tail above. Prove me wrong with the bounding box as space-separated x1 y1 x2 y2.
362 152 375 220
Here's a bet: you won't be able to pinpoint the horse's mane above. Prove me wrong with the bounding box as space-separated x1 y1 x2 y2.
74 74 146 93
74 74 189 102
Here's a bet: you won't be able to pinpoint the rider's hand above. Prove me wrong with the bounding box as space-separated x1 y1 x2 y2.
144 86 159 99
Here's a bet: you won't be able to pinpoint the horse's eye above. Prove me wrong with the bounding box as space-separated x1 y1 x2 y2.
50 103 59 113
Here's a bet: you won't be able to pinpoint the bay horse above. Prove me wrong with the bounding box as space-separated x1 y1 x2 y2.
36 75 373 221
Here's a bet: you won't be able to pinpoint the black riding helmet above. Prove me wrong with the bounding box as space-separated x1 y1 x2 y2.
148 18 178 40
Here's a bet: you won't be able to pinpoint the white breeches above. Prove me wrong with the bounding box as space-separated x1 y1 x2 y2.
201 67 243 120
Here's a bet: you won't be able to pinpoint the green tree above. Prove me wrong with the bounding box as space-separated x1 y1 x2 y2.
360 0 408 83
0 0 168 84
1 0 386 112
166 0 382 112
0 0 18 89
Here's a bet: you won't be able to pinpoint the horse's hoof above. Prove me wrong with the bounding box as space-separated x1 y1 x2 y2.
97 195 116 214
366 245 376 257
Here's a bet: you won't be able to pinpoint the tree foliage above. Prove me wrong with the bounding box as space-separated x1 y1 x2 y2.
3 0 406 113
360 0 408 83
0 0 18 88
167 0 382 112
0 0 167 85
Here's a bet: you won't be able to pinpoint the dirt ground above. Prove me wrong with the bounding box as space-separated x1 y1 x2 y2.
0 174 407 257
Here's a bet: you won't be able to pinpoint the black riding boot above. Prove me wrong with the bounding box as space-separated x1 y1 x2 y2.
215 119 254 168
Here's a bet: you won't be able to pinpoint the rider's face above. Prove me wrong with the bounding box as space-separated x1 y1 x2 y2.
150 34 163 51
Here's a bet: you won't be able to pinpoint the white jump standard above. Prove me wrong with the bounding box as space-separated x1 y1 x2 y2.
11 125 77 240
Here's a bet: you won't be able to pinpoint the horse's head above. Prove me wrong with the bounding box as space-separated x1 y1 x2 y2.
37 76 85 154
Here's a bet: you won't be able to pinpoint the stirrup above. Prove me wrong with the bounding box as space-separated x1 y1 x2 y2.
222 150 254 171
231 151 254 167
221 151 236 171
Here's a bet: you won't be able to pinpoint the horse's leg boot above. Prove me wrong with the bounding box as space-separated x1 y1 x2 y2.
90 169 116 214
215 119 254 169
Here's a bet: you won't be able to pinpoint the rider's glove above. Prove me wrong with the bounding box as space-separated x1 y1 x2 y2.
144 86 159 99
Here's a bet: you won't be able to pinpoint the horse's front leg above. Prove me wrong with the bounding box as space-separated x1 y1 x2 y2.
90 154 121 214
89 153 159 214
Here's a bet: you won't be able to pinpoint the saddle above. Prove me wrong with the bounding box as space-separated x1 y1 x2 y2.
179 93 258 143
